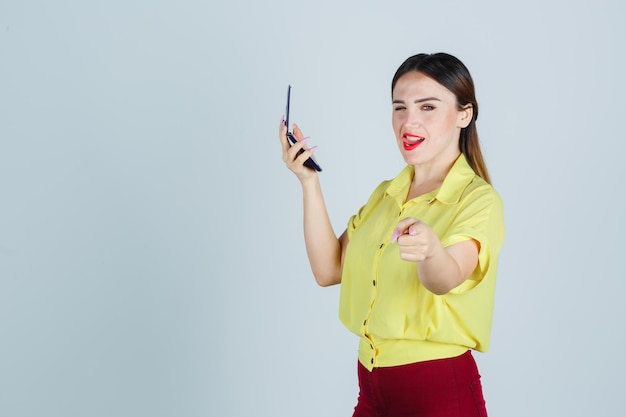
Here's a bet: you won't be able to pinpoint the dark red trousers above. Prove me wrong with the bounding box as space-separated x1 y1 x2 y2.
353 350 488 417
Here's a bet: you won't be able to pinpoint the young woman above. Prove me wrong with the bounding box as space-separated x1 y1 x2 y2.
279 53 505 417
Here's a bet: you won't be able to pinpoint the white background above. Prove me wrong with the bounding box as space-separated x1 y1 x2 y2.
1 1 625 416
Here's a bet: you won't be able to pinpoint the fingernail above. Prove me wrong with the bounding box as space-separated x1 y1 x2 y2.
301 137 311 143
390 230 399 243
409 228 417 236
309 145 318 152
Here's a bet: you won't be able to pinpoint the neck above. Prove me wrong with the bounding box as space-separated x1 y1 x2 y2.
406 152 460 201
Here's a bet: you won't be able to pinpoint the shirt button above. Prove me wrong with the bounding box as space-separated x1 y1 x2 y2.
370 344 374 350
363 319 367 326
371 358 374 364
372 280 376 286
379 243 384 249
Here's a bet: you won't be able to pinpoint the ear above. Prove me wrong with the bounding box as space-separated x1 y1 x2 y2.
457 104 473 129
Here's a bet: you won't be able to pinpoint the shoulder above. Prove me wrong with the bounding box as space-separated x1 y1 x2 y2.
463 176 504 212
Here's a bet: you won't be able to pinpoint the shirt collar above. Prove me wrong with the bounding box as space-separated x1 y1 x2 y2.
384 154 477 205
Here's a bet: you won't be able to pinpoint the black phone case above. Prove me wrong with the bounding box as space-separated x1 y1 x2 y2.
285 85 322 172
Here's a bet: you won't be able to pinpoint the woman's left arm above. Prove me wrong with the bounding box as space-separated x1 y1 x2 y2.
391 217 479 295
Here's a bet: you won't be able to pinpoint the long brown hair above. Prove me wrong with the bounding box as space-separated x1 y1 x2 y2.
391 53 491 184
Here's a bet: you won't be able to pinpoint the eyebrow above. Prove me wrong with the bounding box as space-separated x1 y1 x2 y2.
392 97 442 104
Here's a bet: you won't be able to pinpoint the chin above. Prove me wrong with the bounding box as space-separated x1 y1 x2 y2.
402 156 421 166
399 150 424 166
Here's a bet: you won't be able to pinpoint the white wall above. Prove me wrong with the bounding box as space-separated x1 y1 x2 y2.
1 1 624 416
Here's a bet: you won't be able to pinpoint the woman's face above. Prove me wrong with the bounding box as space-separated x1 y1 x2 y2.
391 71 471 169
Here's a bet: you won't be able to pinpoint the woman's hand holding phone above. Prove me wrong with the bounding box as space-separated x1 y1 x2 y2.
279 119 319 182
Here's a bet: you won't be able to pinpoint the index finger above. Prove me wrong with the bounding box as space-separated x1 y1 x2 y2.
391 217 419 242
293 123 305 141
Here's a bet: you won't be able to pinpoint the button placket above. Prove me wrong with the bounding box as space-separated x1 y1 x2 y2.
367 241 386 367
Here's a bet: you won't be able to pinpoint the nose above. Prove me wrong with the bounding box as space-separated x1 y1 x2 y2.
404 107 422 128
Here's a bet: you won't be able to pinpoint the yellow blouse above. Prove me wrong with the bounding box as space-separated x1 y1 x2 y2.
339 154 505 371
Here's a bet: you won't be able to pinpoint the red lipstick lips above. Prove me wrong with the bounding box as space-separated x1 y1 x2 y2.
402 133 424 151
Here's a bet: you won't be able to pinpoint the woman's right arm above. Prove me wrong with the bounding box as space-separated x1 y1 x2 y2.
279 120 348 287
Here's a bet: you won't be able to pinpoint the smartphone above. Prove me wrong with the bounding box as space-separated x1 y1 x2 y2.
285 85 322 172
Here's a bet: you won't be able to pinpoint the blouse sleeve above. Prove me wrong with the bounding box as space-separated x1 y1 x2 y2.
442 186 505 294
346 180 391 240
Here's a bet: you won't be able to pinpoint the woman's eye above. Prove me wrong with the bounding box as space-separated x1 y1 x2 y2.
394 106 406 111
422 105 435 111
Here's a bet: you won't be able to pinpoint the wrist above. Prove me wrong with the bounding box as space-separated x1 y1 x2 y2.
300 174 320 190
